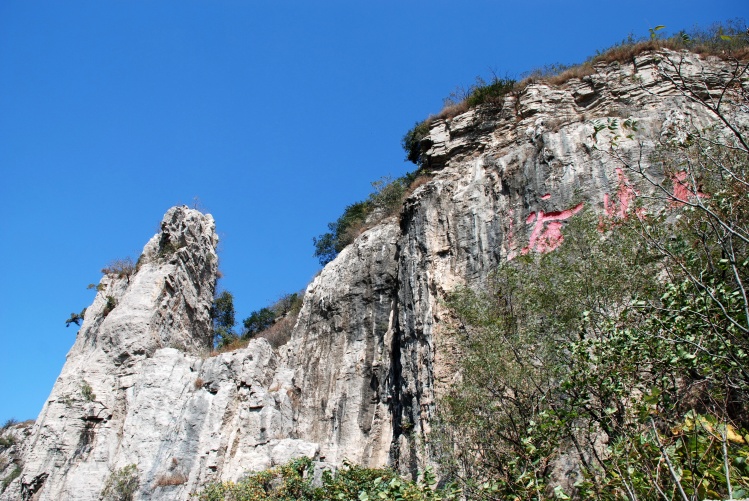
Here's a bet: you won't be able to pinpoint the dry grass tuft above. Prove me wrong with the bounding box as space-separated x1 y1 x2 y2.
207 337 251 357
258 316 295 349
404 174 432 198
426 26 748 125
154 473 187 488
435 101 469 121
101 257 136 279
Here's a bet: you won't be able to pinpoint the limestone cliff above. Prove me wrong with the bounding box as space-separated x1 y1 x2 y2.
2 49 745 500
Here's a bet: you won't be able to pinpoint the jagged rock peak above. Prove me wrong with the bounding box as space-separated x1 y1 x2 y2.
86 205 220 359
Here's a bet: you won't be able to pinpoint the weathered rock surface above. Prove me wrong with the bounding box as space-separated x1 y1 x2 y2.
3 50 747 500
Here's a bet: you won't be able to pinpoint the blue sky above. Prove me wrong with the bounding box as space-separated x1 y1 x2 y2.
0 1 744 423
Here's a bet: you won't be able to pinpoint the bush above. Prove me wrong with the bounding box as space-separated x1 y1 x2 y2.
0 467 21 494
1 418 18 431
193 457 459 501
273 292 303 317
65 308 86 327
402 120 431 165
256 315 294 349
241 291 305 347
81 380 96 402
101 464 139 501
411 21 749 130
436 55 749 498
465 76 516 108
0 435 15 452
103 296 117 317
154 473 187 487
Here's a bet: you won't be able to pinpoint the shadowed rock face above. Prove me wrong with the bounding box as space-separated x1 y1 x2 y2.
4 50 746 500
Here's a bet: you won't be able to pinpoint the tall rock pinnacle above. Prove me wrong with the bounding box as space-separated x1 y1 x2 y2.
3 206 219 501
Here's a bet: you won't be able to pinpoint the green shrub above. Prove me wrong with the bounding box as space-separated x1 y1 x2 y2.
402 120 431 165
81 380 96 402
101 464 139 501
465 76 516 108
103 296 117 317
157 237 181 259
0 435 15 451
0 467 21 494
193 457 459 501
65 308 86 327
273 292 303 317
211 291 236 347
436 65 749 497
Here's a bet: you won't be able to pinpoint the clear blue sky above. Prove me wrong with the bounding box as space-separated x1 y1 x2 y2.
0 1 744 423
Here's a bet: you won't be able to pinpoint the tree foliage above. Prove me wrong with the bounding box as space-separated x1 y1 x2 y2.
211 291 236 347
313 176 411 266
242 307 275 338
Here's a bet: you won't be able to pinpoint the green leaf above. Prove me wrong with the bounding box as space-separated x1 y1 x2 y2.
554 485 571 499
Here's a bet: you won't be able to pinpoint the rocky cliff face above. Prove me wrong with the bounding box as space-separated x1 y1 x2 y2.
3 50 745 500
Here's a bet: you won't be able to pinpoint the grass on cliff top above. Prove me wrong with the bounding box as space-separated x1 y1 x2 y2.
403 20 749 165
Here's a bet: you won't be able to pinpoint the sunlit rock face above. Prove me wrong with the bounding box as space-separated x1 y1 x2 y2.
4 50 746 500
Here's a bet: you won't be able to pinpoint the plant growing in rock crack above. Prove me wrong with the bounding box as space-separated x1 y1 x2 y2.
101 464 139 501
65 308 86 327
157 234 184 260
81 381 96 402
0 435 16 452
1 419 17 431
313 174 413 266
103 295 117 317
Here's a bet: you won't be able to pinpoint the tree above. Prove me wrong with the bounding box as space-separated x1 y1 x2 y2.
211 291 236 347
242 307 275 338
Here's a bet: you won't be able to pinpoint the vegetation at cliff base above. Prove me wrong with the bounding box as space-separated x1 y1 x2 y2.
194 457 459 501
